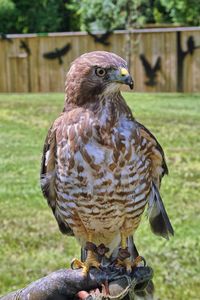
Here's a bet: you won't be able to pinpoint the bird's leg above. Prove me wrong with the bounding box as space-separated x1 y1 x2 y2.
71 233 100 275
116 232 145 273
116 231 132 272
127 235 145 268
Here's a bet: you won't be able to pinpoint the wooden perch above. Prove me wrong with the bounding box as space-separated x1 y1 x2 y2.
0 266 153 300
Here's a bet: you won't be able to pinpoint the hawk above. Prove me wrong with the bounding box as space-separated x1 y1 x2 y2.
41 51 174 274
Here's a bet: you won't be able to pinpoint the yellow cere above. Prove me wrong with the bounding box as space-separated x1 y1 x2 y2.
120 67 129 76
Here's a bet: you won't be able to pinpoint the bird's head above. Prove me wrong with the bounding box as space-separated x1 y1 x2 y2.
65 51 134 106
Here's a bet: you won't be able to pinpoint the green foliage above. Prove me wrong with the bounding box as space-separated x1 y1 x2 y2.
67 0 200 31
0 0 80 33
68 0 154 31
79 0 128 31
0 93 200 299
13 0 64 33
159 0 200 26
0 0 199 34
0 0 17 33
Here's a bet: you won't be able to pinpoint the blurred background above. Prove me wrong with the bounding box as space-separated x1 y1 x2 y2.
0 1 200 299
0 0 199 93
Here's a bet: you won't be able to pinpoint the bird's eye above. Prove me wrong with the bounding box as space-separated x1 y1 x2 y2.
95 68 106 77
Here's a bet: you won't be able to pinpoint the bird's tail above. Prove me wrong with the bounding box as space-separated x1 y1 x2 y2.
148 182 174 239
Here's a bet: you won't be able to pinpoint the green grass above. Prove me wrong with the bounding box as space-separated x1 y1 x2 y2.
0 93 200 299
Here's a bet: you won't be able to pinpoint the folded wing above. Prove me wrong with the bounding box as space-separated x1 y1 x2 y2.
40 115 74 236
136 121 174 239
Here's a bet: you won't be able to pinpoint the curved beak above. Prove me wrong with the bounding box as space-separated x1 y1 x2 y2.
109 67 134 89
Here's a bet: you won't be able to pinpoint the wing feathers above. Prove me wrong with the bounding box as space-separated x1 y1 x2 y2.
148 183 174 239
40 121 73 236
136 121 168 177
136 122 173 239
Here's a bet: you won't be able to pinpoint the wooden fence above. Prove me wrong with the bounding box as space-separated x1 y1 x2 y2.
0 27 199 93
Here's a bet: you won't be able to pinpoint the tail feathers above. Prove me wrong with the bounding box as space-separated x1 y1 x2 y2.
148 183 174 239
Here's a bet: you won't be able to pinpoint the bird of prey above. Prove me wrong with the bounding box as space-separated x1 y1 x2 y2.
41 51 173 274
139 54 161 86
43 43 71 65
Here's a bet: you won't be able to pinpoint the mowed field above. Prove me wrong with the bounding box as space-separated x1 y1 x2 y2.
0 93 199 299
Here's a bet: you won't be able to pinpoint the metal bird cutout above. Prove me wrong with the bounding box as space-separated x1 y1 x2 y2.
20 40 31 55
0 32 13 43
187 36 200 55
177 33 200 92
139 54 161 86
43 43 71 65
87 31 113 46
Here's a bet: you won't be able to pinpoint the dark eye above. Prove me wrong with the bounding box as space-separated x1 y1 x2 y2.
95 68 106 77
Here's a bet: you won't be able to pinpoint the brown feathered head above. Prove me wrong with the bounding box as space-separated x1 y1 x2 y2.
65 51 133 106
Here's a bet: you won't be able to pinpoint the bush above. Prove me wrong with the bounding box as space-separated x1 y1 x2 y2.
0 0 73 34
14 0 63 33
0 0 199 34
0 0 17 33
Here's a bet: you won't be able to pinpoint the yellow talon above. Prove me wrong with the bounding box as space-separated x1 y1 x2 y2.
116 258 132 273
71 254 100 275
71 234 100 275
132 255 146 268
71 258 85 270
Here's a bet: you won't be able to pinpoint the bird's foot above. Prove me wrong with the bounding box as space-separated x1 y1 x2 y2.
115 247 132 273
71 257 100 275
116 258 132 273
71 242 100 275
96 243 109 257
115 248 146 273
132 255 146 268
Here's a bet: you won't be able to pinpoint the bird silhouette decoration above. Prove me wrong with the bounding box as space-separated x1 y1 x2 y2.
20 40 31 55
139 54 161 86
43 43 71 65
177 33 200 92
87 31 113 46
0 33 13 43
186 36 200 55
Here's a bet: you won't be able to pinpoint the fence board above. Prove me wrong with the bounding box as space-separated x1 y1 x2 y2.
181 30 200 92
0 41 8 92
29 37 40 92
0 28 199 93
6 38 29 92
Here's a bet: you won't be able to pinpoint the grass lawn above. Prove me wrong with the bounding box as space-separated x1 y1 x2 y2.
0 93 200 299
